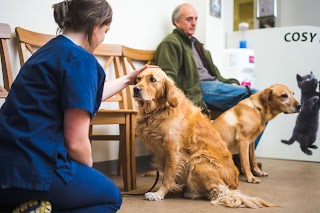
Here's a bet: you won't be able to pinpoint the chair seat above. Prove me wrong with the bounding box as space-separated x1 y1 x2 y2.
91 109 138 125
97 109 138 113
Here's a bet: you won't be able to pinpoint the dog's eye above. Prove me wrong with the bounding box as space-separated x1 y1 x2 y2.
281 94 288 99
150 77 156 82
136 77 141 82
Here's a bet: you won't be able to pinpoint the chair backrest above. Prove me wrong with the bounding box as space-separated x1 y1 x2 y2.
15 27 55 66
0 23 13 98
93 44 130 109
121 45 155 109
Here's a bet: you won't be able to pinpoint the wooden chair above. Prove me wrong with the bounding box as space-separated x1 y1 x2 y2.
91 44 137 191
15 27 136 191
121 45 155 188
0 23 13 98
15 27 55 66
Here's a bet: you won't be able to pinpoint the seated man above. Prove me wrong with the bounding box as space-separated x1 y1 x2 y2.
155 3 263 170
155 3 258 115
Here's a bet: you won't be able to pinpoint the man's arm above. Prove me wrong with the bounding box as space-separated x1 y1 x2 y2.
155 41 182 83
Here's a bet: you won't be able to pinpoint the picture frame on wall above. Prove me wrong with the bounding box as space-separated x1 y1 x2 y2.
210 0 221 18
257 0 277 18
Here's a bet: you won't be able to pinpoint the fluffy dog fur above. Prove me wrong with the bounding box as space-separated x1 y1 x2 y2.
212 84 301 183
133 68 273 208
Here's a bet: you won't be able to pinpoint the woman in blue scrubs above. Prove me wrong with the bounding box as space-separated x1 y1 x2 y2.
0 0 151 212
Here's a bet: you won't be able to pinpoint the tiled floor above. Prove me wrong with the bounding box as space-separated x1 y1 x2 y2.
108 158 320 213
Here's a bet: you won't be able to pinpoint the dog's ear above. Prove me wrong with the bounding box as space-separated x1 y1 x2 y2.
165 77 179 108
260 88 273 107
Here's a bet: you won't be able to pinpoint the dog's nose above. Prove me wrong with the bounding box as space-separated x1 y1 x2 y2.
296 104 301 111
133 86 142 95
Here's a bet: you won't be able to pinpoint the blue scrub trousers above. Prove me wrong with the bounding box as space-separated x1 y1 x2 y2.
201 80 264 148
0 163 122 213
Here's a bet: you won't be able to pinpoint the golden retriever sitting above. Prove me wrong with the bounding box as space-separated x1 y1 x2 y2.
133 68 273 208
212 84 301 184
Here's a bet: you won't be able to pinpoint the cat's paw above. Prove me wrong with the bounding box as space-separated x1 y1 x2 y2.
309 144 318 149
302 149 313 155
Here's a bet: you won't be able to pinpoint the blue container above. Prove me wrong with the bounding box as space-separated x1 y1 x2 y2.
239 40 247 48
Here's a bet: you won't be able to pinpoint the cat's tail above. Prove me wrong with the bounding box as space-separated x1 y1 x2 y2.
281 137 295 145
210 185 278 208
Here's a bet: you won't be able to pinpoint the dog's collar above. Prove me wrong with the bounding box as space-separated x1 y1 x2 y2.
250 97 261 112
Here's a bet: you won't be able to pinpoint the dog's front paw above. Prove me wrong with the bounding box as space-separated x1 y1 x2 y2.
247 176 260 184
145 192 164 201
252 169 268 177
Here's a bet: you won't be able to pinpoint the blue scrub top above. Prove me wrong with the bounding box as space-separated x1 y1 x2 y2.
0 35 105 190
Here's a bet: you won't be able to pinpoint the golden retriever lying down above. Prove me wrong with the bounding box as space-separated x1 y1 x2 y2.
212 84 300 184
133 68 273 208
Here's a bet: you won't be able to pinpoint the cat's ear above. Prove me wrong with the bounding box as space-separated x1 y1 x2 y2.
296 74 302 82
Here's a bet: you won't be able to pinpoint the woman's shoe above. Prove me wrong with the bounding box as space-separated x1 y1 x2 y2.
12 200 51 213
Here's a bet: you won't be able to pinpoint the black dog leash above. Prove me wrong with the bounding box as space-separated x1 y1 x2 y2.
245 85 253 96
121 170 160 196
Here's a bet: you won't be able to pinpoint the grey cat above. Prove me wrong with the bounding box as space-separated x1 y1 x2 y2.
281 72 319 155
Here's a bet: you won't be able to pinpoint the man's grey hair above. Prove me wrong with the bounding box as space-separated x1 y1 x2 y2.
172 3 193 26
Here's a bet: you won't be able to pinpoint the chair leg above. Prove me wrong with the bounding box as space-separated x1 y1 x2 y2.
89 125 93 144
130 113 137 190
119 117 132 191
117 146 122 176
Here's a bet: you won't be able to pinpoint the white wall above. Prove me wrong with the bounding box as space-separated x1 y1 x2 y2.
204 0 234 71
0 0 182 77
277 0 320 27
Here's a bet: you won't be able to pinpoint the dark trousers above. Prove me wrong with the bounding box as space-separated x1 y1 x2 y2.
0 163 122 213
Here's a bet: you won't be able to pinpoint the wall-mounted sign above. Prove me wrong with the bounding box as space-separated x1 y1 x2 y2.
210 0 221 18
257 0 277 18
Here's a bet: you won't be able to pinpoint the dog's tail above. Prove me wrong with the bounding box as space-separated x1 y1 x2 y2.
210 185 277 208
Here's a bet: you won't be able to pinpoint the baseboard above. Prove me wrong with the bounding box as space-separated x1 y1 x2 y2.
93 155 153 175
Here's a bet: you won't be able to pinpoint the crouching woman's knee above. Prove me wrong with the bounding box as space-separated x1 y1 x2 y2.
104 182 122 212
112 188 122 211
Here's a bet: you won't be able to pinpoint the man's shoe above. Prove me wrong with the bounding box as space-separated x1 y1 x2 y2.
12 200 51 213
